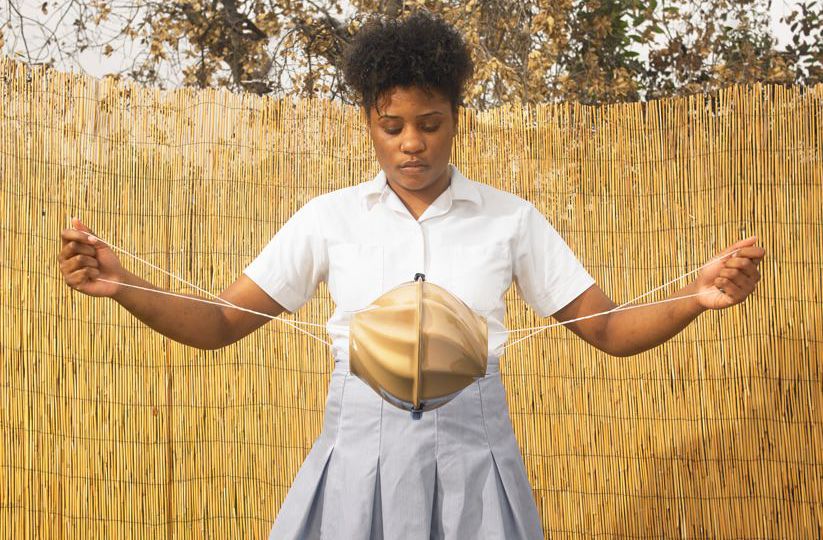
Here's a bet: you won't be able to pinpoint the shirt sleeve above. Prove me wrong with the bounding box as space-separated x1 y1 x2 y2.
513 203 595 317
243 199 328 313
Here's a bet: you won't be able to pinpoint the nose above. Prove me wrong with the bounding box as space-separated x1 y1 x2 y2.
400 129 425 154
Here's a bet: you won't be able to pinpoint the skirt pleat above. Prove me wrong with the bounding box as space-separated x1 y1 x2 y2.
267 369 344 540
269 362 544 540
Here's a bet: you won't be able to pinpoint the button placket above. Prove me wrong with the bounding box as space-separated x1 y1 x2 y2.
414 220 426 281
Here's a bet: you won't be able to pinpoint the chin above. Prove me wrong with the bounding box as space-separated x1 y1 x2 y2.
397 176 438 192
396 166 447 188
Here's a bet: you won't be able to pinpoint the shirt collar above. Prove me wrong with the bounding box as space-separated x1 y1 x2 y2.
449 167 482 206
360 165 482 211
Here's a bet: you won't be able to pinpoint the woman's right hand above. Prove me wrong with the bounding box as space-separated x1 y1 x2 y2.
58 218 126 298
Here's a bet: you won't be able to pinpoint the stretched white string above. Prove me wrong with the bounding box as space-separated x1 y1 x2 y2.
501 290 720 351
91 233 225 305
76 226 367 330
614 249 738 310
72 227 332 345
94 278 332 347
499 249 739 336
73 225 737 351
500 250 741 350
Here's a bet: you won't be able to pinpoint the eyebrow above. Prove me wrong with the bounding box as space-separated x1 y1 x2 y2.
377 111 445 120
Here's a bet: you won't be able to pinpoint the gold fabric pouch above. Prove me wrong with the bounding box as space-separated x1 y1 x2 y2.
350 274 488 418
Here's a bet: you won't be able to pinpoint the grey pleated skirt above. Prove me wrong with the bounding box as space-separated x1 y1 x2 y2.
268 359 544 539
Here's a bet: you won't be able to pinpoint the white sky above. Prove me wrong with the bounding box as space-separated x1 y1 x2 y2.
769 0 803 46
3 0 804 82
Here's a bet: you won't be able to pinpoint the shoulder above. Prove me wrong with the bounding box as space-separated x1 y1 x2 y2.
307 184 360 207
458 173 536 221
296 182 367 216
285 181 376 239
476 181 533 209
456 174 564 248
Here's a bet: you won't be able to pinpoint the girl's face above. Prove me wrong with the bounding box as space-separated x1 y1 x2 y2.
366 86 457 200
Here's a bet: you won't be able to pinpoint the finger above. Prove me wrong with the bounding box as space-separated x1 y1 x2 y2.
724 257 759 280
69 218 101 246
71 217 96 236
58 243 94 266
726 236 758 251
717 237 758 259
715 276 744 301
60 240 97 259
60 255 100 274
718 267 746 282
70 254 100 270
60 254 98 274
66 267 100 288
717 269 756 295
61 228 98 246
734 246 766 262
721 270 757 295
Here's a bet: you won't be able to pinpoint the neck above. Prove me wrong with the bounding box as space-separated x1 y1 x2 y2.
387 166 452 220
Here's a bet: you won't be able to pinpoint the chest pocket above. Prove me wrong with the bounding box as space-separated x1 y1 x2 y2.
328 243 384 312
447 243 513 312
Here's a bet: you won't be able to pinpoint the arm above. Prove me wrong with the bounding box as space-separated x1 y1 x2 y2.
59 218 285 350
554 237 766 357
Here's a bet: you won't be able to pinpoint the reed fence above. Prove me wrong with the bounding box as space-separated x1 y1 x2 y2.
1 56 821 538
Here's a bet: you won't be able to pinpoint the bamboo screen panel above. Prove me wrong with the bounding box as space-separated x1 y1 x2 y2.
1 56 821 539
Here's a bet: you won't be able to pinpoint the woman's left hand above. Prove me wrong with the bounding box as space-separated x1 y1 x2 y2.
695 237 766 310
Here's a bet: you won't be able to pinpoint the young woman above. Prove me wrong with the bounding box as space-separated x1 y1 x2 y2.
58 12 765 540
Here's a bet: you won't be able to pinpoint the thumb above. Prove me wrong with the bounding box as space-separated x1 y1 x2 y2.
718 236 758 258
71 216 94 233
70 217 101 245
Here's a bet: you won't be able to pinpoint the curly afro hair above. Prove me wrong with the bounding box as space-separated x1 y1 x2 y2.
342 11 474 113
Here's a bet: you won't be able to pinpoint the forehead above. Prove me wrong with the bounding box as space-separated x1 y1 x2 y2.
371 86 451 118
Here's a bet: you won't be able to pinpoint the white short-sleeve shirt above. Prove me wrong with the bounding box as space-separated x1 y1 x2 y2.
244 167 595 359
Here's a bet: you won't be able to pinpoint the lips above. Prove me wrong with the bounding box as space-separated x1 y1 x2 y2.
400 160 429 170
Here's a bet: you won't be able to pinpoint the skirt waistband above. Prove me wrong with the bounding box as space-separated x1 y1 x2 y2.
333 357 500 376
